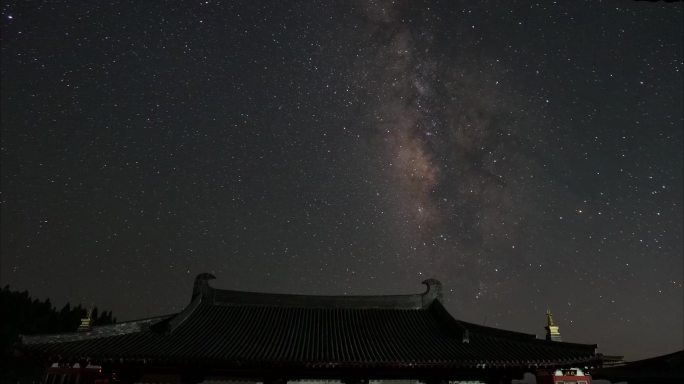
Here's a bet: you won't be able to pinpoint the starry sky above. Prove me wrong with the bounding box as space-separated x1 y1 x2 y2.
1 0 682 361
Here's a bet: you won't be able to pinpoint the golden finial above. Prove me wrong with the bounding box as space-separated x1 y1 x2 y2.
78 304 94 332
545 309 562 341
546 309 556 326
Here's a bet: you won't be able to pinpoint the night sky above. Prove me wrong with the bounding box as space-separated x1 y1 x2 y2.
1 0 682 361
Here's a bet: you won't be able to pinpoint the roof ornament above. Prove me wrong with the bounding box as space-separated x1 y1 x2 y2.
77 306 94 332
192 273 216 301
421 278 443 306
546 309 556 326
545 309 562 342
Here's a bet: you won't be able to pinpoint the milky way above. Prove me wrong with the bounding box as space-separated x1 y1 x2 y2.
353 1 549 290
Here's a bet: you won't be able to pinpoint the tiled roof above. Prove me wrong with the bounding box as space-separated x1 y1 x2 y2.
592 350 684 382
20 273 599 370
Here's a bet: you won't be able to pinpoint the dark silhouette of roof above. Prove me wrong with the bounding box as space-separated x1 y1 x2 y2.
20 273 599 372
592 350 684 384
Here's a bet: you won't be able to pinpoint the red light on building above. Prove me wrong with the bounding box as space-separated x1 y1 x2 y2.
537 368 592 384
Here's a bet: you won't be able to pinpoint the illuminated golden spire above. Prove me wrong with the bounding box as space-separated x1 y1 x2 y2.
545 309 562 342
78 306 94 332
546 309 556 326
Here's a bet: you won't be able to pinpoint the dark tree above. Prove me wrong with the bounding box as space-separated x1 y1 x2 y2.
0 285 116 383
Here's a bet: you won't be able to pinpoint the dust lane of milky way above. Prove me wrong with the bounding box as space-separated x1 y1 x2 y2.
353 2 557 288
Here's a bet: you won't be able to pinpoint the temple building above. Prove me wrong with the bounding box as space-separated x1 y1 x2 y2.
19 273 602 383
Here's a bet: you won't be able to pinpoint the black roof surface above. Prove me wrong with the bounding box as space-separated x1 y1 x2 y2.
20 273 599 370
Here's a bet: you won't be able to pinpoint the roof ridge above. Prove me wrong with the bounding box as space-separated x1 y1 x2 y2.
190 273 442 309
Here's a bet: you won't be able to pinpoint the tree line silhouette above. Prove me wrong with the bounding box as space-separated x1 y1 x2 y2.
0 285 116 382
1 284 116 346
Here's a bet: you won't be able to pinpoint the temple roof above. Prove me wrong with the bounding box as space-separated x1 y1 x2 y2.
20 273 599 372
